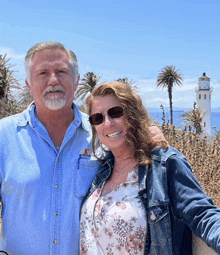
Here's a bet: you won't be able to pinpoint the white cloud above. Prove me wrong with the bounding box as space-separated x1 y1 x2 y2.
137 79 157 94
0 47 25 60
152 97 169 103
137 78 199 94
141 96 170 108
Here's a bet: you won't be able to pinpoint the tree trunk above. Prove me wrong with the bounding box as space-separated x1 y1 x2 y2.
168 86 173 125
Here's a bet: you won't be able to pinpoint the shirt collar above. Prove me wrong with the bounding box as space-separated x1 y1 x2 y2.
16 101 91 132
16 101 35 127
76 106 91 133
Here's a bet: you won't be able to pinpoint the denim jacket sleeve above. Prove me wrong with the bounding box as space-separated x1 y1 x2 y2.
166 152 220 253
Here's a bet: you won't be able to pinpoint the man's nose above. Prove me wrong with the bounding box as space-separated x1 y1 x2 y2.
48 73 59 85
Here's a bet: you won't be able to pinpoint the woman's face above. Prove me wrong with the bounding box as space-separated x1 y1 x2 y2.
90 95 128 152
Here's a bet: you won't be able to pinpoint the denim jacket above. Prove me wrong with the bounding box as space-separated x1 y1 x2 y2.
81 146 220 255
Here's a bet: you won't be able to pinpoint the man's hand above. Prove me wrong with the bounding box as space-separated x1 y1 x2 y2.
149 126 168 147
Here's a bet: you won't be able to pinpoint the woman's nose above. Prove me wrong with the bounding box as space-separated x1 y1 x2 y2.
103 114 114 126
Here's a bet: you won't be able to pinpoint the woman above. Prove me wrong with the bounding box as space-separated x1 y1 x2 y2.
80 82 220 255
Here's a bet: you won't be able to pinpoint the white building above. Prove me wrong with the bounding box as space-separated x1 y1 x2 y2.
195 73 212 135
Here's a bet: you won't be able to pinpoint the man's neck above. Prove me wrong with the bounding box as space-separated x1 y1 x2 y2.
35 107 75 147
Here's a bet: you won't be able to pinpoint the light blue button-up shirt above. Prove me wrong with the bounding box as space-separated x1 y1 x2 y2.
0 103 100 255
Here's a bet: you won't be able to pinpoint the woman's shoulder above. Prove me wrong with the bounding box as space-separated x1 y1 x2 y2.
151 146 184 161
151 146 191 172
151 146 193 180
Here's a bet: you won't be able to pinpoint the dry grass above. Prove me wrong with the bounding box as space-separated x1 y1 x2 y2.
162 124 220 207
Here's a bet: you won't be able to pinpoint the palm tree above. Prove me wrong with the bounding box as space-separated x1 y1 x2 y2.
19 85 33 111
179 102 205 134
115 78 135 86
0 54 20 101
75 72 101 102
0 54 21 119
156 65 183 125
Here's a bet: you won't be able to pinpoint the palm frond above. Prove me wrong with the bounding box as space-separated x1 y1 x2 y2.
0 54 23 118
156 65 183 89
0 54 21 101
115 78 135 86
179 102 205 134
75 72 101 101
19 86 33 110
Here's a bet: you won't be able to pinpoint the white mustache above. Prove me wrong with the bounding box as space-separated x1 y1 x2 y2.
43 85 66 96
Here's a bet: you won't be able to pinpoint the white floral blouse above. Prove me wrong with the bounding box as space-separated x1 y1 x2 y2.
80 166 147 255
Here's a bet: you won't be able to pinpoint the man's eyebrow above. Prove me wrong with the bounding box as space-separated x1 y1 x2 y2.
58 66 69 70
36 68 47 72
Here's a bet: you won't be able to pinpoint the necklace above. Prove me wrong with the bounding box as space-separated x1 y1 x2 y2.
113 161 138 176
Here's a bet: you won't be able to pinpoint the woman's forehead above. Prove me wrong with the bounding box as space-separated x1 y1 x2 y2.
91 95 122 113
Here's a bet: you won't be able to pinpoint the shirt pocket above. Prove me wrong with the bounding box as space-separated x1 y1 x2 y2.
148 203 172 245
75 154 100 198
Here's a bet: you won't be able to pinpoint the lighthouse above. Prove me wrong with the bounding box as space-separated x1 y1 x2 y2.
195 73 212 135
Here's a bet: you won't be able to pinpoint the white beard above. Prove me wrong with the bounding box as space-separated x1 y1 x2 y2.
43 93 67 110
43 85 67 110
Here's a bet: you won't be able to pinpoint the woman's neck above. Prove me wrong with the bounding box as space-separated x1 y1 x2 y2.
112 147 138 172
111 145 133 160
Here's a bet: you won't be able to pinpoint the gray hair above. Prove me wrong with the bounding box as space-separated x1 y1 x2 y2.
25 41 79 83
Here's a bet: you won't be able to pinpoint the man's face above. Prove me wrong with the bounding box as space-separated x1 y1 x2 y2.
25 49 79 114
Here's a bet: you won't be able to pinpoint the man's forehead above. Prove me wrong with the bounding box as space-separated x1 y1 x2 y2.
35 65 70 71
31 50 71 68
32 49 70 62
32 62 71 73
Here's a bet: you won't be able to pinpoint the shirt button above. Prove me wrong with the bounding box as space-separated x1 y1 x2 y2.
57 158 60 162
143 193 147 199
55 185 59 189
54 212 58 216
53 240 57 244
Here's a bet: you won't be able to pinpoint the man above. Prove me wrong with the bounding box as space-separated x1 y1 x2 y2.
0 42 100 254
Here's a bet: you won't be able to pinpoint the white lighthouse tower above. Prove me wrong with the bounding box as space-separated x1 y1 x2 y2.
195 73 212 135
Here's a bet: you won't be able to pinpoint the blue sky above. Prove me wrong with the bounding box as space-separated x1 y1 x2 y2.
1 0 220 109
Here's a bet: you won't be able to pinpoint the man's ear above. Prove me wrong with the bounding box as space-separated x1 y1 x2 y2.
25 79 32 93
74 75 80 92
76 75 80 87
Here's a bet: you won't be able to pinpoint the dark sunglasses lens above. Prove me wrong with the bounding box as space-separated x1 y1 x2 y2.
89 113 104 125
108 106 124 118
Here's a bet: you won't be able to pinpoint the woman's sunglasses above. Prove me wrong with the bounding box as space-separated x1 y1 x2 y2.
89 106 124 126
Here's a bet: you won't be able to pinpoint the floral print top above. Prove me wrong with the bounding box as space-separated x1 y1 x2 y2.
80 166 147 255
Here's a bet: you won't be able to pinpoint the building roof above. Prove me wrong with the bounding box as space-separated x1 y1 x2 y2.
199 72 210 81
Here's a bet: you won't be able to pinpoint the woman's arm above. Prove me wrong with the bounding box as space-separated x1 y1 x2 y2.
166 152 220 253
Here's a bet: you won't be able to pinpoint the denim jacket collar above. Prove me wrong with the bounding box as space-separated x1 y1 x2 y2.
93 151 150 192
